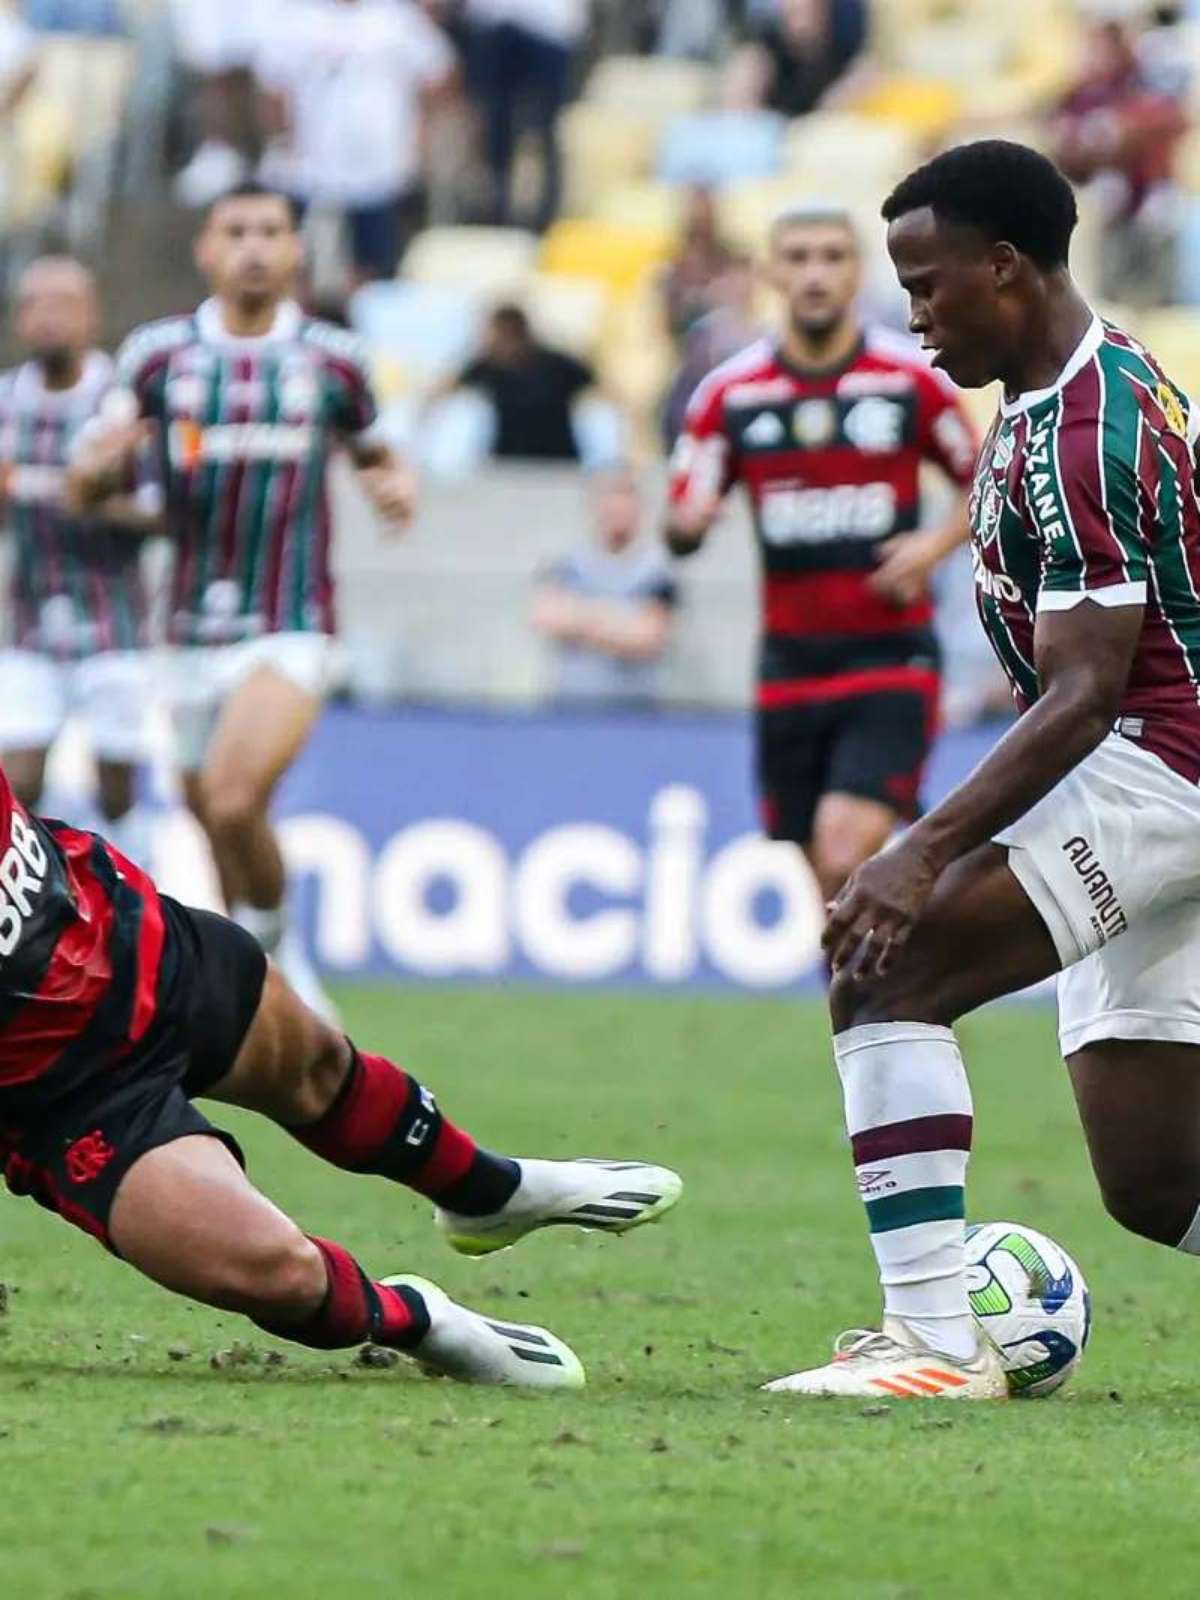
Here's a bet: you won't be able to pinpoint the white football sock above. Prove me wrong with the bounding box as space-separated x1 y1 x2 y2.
232 900 286 956
834 1021 978 1361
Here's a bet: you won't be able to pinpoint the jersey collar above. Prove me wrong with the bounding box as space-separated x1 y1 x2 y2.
998 314 1103 418
14 349 108 405
195 297 303 348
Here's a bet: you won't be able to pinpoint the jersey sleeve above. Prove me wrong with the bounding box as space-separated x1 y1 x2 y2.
914 367 978 486
667 373 736 508
1028 415 1147 612
112 326 172 422
324 336 381 439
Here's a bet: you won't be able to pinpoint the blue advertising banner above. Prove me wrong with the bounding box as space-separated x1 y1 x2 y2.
155 704 999 992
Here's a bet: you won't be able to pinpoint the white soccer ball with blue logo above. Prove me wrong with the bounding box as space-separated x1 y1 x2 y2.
964 1221 1091 1397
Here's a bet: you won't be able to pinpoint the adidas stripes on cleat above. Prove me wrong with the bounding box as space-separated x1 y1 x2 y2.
762 1317 1008 1400
435 1157 683 1257
381 1275 585 1389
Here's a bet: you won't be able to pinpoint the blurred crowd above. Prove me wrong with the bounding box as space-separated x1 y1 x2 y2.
3 0 1200 720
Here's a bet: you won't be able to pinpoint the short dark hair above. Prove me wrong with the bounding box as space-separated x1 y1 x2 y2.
208 181 302 228
881 140 1078 270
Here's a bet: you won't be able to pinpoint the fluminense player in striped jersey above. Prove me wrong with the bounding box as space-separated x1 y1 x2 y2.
768 141 1200 1399
70 183 416 1017
0 258 159 867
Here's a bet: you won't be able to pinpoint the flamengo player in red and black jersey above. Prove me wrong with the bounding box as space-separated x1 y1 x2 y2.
0 765 681 1382
69 183 412 1019
666 202 977 906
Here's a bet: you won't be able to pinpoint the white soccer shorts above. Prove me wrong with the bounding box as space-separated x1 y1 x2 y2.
163 631 346 773
0 648 148 763
995 731 1200 1054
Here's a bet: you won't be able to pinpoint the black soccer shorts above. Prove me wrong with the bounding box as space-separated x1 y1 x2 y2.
0 897 267 1250
756 673 940 847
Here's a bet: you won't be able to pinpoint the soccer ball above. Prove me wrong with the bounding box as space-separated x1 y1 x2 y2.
964 1221 1091 1398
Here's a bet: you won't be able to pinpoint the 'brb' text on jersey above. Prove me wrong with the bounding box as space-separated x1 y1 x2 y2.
115 298 380 647
971 315 1200 786
0 353 147 658
0 761 165 1156
667 328 978 708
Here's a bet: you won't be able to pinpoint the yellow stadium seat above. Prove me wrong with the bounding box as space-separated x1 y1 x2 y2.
523 271 608 359
7 96 71 224
539 218 673 301
401 226 538 298
593 181 687 234
36 36 135 159
853 76 964 140
584 56 712 121
559 102 655 217
1134 311 1200 401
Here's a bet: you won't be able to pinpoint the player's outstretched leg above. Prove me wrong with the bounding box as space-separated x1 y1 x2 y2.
108 1134 584 1389
765 844 1058 1400
205 967 683 1256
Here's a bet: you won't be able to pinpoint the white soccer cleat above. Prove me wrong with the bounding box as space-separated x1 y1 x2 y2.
762 1317 1008 1400
435 1158 683 1257
381 1275 585 1389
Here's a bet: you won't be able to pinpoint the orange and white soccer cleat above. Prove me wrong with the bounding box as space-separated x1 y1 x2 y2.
762 1317 1008 1399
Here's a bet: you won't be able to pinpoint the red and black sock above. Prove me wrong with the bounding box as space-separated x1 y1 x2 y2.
291 1048 520 1216
253 1236 431 1351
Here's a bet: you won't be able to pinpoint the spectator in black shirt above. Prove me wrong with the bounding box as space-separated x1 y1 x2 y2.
726 0 870 118
443 304 597 461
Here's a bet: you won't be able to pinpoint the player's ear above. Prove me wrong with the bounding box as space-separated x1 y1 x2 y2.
990 241 1021 290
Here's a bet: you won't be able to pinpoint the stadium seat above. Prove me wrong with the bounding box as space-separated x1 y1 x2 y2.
539 219 673 301
401 226 538 299
852 76 964 140
783 113 917 201
349 281 480 387
593 181 686 234
656 111 785 188
523 271 608 360
559 102 655 218
1135 309 1200 400
36 35 134 158
584 56 713 122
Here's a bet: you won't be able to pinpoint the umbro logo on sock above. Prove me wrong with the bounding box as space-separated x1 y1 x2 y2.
855 1169 896 1197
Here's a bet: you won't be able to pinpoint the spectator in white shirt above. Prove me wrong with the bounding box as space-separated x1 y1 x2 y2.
170 0 280 207
465 0 587 230
257 0 456 284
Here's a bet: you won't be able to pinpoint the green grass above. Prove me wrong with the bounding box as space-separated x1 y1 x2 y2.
4 987 1200 1599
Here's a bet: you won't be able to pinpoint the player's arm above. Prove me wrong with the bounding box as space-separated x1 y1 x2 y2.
826 425 1147 975
66 333 163 513
663 377 735 559
345 434 418 529
871 370 979 603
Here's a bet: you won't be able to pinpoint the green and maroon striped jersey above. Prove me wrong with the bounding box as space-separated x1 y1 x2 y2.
115 298 379 646
970 315 1200 785
0 352 147 658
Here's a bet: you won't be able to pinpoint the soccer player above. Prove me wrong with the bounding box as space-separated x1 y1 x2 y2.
0 257 157 867
665 203 977 906
70 183 417 1016
0 760 682 1384
767 140 1200 1399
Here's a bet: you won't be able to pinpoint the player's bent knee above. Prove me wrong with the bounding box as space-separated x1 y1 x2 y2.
828 964 955 1033
200 772 267 838
1099 1177 1196 1248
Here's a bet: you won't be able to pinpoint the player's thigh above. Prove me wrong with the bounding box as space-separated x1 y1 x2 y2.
0 650 66 770
756 701 833 847
203 637 335 809
830 841 1061 1030
824 685 936 830
205 962 349 1125
109 1133 321 1312
73 650 148 766
164 646 224 777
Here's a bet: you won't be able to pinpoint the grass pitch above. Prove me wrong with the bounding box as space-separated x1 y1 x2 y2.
4 987 1200 1599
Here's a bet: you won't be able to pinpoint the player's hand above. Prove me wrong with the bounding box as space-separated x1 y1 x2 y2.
666 492 721 553
359 460 418 531
868 530 945 607
65 420 151 514
823 833 942 979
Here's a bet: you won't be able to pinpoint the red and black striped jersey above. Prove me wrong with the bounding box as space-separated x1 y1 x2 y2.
0 765 164 1098
668 328 978 702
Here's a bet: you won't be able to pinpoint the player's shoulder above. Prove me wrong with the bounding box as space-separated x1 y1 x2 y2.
116 313 196 371
299 317 372 372
686 337 779 413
